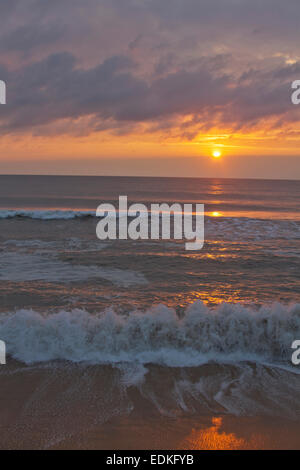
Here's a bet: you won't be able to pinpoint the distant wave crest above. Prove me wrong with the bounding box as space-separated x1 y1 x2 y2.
0 209 95 220
1 209 300 240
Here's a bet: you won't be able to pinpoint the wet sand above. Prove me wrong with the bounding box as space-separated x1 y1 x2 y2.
52 415 300 450
1 360 300 450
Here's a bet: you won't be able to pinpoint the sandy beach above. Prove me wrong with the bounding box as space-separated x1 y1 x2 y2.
0 360 299 450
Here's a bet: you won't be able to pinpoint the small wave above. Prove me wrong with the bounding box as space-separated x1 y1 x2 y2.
205 217 300 240
0 209 95 220
0 251 147 286
1 209 300 241
0 301 299 366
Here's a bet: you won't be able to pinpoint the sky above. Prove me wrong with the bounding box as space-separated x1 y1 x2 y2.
0 0 300 179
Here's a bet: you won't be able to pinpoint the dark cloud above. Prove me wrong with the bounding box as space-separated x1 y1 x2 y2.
0 24 64 54
0 0 299 136
0 49 297 136
2 0 300 61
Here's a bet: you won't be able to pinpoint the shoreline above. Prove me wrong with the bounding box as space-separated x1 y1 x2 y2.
0 361 300 450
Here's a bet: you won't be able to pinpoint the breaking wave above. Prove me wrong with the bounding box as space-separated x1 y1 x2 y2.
0 301 299 366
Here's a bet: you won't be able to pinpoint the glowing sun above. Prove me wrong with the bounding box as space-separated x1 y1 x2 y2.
212 150 222 158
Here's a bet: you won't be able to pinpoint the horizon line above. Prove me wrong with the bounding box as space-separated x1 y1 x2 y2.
0 173 299 182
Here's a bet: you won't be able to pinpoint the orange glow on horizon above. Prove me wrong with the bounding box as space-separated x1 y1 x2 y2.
211 211 222 217
0 119 300 178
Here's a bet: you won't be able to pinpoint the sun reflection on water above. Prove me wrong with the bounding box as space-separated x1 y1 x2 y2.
180 417 263 450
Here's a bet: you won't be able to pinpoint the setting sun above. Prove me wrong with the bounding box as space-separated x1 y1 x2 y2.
212 150 222 158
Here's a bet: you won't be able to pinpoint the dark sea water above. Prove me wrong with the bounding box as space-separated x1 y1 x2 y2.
0 175 300 449
1 175 299 309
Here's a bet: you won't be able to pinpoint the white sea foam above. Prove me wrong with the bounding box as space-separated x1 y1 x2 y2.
0 252 147 286
3 238 108 252
0 301 299 366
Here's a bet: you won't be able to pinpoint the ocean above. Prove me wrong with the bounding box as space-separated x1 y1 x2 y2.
0 175 300 449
